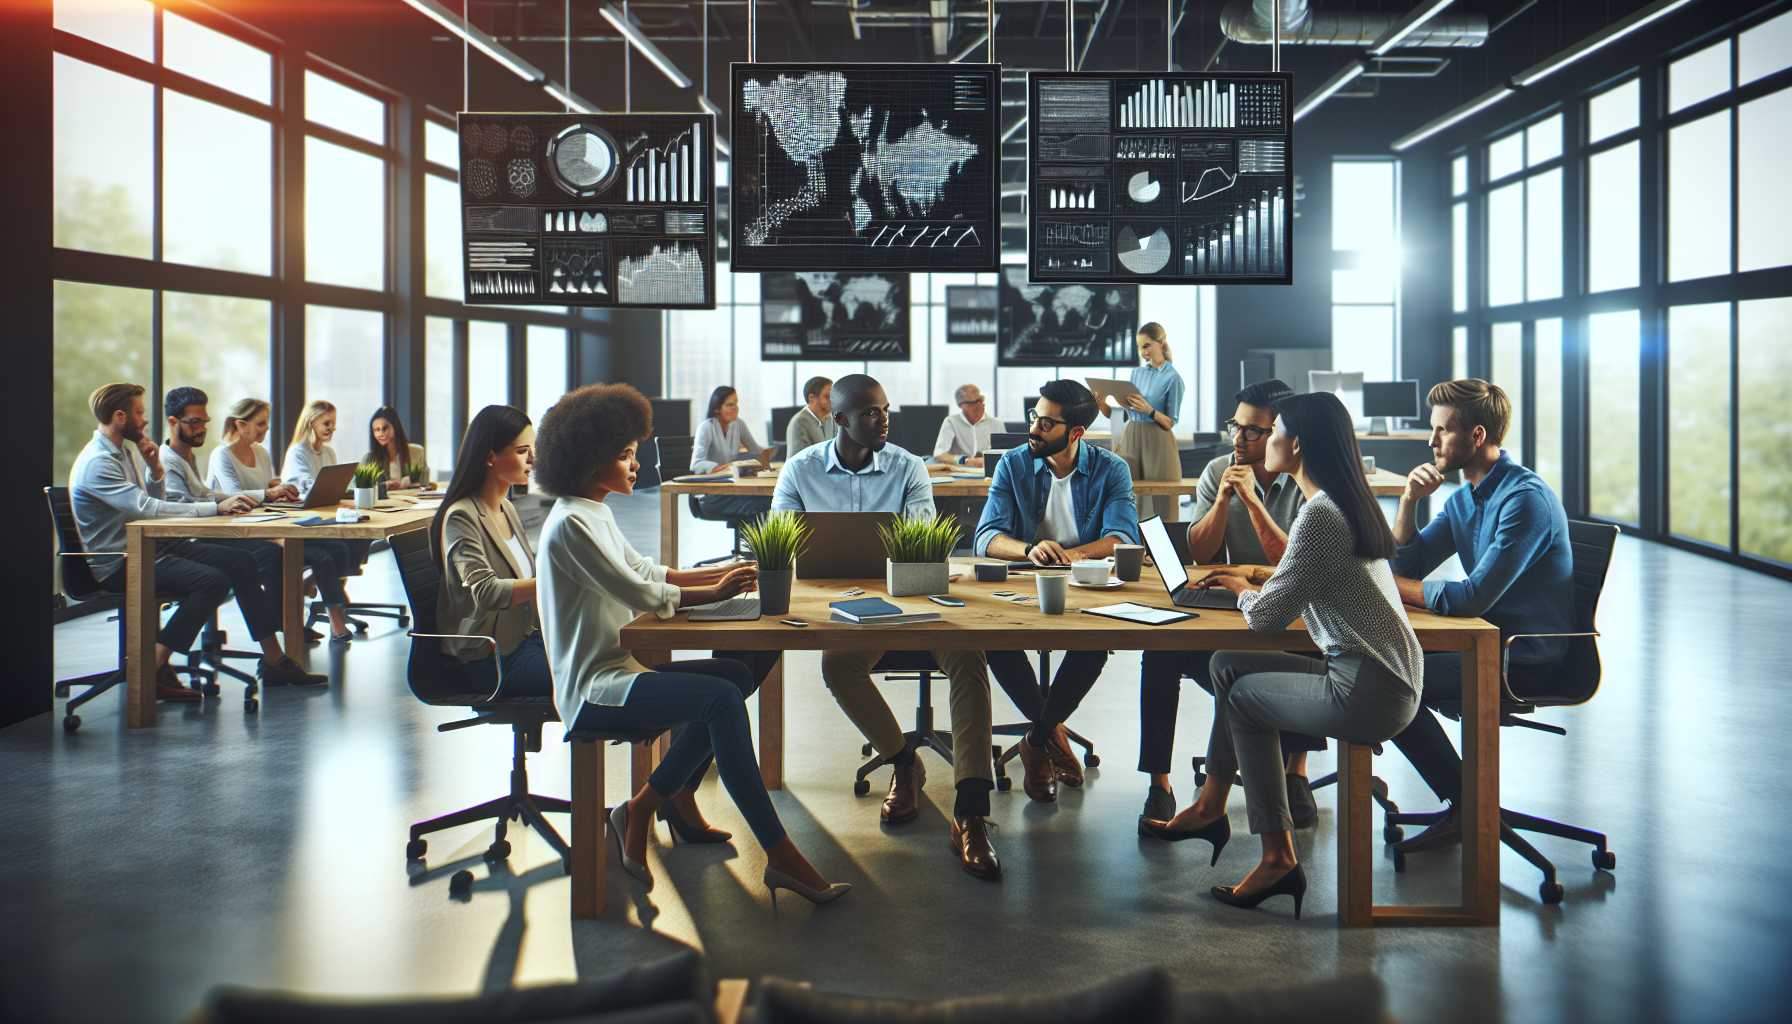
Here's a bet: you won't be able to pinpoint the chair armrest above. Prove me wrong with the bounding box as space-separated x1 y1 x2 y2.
407 631 503 702
59 550 127 559
1496 630 1599 702
1503 630 1599 648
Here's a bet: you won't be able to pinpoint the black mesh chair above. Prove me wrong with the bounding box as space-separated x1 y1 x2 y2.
851 652 966 796
46 487 218 731
659 433 749 565
391 529 662 885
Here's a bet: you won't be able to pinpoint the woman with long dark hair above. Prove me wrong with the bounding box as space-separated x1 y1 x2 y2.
366 405 429 488
1140 391 1423 919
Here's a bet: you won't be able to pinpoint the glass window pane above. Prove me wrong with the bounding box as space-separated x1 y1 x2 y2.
304 307 385 449
1534 318 1563 496
161 294 271 459
468 322 510 414
1452 202 1468 312
1333 261 1395 305
1670 39 1732 113
1490 322 1523 463
1331 306 1395 382
1740 9 1792 87
1331 161 1395 251
1668 112 1732 282
425 174 463 300
1739 87 1792 273
1588 142 1641 293
1487 182 1524 306
1488 131 1523 181
53 281 152 478
733 305 796 435
667 307 733 412
1452 326 1469 380
54 0 154 61
425 120 459 170
1451 155 1468 197
1588 79 1640 143
1525 115 1562 167
1667 303 1732 547
1739 297 1792 563
1588 311 1642 523
53 56 152 259
162 11 270 104
1526 168 1562 301
526 326 568 425
305 70 386 144
305 137 386 290
425 317 456 472
163 91 271 274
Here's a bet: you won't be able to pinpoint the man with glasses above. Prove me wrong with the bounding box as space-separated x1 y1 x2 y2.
976 380 1137 803
933 383 997 467
1135 378 1316 824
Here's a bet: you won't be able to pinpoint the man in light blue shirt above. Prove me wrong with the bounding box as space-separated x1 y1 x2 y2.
772 374 1001 882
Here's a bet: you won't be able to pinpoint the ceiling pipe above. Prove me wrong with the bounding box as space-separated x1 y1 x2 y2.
1220 0 1487 47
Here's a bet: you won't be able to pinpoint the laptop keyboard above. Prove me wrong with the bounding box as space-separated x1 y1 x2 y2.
689 595 762 621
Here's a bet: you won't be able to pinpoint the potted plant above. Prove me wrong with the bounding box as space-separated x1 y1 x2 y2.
740 511 810 616
878 513 961 597
404 461 429 490
351 461 385 510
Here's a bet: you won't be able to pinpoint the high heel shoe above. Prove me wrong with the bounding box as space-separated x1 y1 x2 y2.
1212 863 1307 919
658 802 732 845
1137 813 1231 865
607 803 653 891
763 867 851 907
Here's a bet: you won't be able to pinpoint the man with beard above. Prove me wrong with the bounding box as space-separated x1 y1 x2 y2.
974 379 1137 803
771 374 1000 882
68 384 321 703
1134 378 1317 826
1386 378 1573 853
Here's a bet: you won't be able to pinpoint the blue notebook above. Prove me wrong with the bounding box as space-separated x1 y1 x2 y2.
828 597 905 622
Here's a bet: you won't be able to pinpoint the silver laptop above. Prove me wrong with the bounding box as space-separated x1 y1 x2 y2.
795 511 897 579
1139 515 1239 610
263 463 358 510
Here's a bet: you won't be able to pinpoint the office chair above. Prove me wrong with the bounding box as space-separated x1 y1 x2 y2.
46 487 220 731
304 544 410 636
390 530 662 876
649 397 693 439
895 404 948 456
659 434 749 565
183 612 264 706
990 651 1100 792
1379 519 1621 904
851 652 961 796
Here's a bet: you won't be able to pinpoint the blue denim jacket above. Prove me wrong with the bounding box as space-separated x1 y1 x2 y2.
974 442 1138 555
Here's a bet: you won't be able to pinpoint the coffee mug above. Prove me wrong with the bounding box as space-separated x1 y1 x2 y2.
1035 572 1069 614
974 562 1009 583
1071 560 1109 586
1361 455 1376 475
1113 544 1144 582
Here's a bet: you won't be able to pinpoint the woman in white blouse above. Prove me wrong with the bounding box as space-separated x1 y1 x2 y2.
1140 392 1423 920
690 386 774 521
535 383 848 907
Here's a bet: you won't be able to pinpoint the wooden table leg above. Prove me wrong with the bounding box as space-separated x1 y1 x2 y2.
660 488 678 568
760 653 785 790
1461 632 1502 924
1336 741 1375 927
125 532 159 728
571 739 605 918
281 538 307 666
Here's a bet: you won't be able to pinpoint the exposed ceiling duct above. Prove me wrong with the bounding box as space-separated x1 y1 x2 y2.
1219 0 1488 47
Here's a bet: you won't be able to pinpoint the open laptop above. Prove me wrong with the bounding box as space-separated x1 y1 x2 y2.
1138 515 1239 611
795 511 896 579
262 463 357 510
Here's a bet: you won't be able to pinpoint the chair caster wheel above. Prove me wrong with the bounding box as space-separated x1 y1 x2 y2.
1384 824 1405 844
202 683 221 697
406 838 427 860
1392 850 1406 873
55 683 71 698
852 779 871 797
398 614 411 627
1083 753 1100 768
484 840 511 861
1540 881 1564 904
449 869 474 897
1592 850 1616 871
63 714 81 733
996 776 1012 792
861 743 873 756
244 698 259 713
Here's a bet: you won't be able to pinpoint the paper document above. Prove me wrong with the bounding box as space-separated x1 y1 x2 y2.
1081 602 1191 625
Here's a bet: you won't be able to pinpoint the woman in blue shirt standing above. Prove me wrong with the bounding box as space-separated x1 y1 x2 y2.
1100 322 1184 520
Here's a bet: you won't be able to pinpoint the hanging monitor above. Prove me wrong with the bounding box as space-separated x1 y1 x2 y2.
458 112 716 309
1026 71 1294 285
944 284 998 344
730 63 1001 272
996 267 1138 367
760 272 911 361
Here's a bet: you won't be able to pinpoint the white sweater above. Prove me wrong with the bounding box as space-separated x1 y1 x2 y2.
282 442 338 498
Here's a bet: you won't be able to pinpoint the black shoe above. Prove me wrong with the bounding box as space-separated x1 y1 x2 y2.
303 627 324 643
1138 813 1231 865
1140 784 1176 822
1286 773 1318 829
329 630 353 647
260 656 326 687
658 801 732 845
1212 863 1307 919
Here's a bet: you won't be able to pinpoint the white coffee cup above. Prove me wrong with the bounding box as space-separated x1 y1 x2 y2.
1361 455 1376 475
335 507 360 524
1036 572 1069 614
1071 560 1109 586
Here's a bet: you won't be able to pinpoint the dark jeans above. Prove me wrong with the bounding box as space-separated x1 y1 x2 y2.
214 538 348 615
1137 649 1326 775
300 540 351 608
1389 652 1556 806
987 649 1107 743
457 633 552 699
677 649 778 791
115 539 279 653
571 658 785 850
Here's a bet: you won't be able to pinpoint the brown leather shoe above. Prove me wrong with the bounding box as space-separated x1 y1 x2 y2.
155 664 201 703
880 755 925 825
1017 735 1057 802
949 817 1002 882
1047 724 1085 787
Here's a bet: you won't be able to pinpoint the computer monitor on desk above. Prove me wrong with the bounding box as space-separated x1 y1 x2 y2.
1362 380 1420 435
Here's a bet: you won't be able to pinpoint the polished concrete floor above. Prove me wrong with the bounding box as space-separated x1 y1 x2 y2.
5 491 1790 1023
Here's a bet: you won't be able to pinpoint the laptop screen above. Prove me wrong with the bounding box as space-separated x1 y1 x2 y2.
1139 515 1187 596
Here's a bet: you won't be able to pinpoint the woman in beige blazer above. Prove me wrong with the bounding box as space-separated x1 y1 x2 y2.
430 406 549 697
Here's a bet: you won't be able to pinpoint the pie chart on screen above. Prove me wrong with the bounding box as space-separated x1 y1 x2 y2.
1127 171 1161 204
1117 226 1172 275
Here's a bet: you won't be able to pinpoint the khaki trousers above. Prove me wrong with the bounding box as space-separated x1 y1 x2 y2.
820 648 993 785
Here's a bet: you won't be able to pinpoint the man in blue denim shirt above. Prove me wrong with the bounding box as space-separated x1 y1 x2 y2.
974 380 1138 802
1389 378 1574 851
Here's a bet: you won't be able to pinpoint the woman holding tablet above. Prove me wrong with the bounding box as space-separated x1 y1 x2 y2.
1098 322 1184 520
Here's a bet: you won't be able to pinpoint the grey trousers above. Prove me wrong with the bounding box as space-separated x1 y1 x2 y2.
1206 650 1420 835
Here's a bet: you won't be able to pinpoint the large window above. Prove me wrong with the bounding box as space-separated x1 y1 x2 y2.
467 322 511 417
425 318 456 470
305 137 386 290
1738 297 1792 565
1483 115 1563 306
163 91 272 274
1587 311 1641 524
52 281 152 477
1533 318 1564 496
1490 322 1524 463
161 294 272 437
53 56 153 259
305 306 385 449
1587 142 1640 293
526 326 568 425
1666 304 1732 547
1331 158 1399 380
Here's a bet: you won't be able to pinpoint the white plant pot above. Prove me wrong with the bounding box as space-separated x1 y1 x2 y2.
353 487 377 510
886 559 950 597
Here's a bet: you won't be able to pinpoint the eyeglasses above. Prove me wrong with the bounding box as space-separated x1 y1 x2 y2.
1026 409 1065 432
1223 420 1273 442
176 416 210 427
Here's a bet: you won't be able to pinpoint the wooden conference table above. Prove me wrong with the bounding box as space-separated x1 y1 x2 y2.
657 464 1410 568
121 498 439 729
596 567 1500 928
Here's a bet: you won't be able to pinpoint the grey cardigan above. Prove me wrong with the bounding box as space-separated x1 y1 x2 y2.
436 496 538 662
